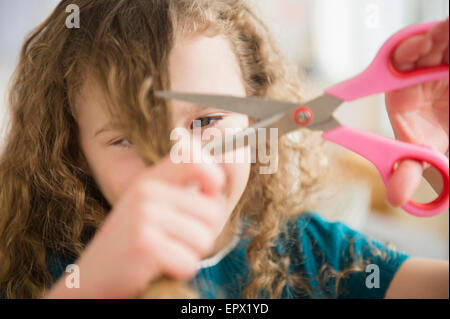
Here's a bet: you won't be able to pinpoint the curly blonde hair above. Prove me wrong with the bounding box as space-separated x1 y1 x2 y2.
0 0 353 299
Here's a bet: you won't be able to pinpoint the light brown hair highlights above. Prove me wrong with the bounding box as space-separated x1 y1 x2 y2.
0 0 352 299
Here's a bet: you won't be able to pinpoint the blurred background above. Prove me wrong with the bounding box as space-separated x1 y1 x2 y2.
0 0 449 259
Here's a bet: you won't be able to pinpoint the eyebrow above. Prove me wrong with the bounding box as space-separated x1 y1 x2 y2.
94 123 119 138
177 105 228 116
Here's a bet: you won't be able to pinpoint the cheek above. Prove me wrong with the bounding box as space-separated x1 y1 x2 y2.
90 152 147 206
215 115 251 205
223 157 251 205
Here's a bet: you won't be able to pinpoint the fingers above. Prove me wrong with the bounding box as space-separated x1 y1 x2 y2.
444 46 449 65
417 18 449 68
145 228 199 281
167 186 223 229
135 178 223 230
393 34 432 71
139 201 218 281
144 151 226 197
148 202 216 258
393 18 449 71
172 159 226 197
386 159 424 207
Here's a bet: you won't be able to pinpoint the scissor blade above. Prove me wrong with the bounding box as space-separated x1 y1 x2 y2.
157 91 343 155
205 94 343 156
155 91 298 120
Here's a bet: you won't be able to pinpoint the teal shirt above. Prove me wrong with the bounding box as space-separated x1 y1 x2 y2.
188 211 410 298
41 211 411 298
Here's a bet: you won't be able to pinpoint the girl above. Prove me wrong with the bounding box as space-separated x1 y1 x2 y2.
0 0 448 299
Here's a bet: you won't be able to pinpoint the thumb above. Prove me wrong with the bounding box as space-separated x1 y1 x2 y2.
386 159 424 207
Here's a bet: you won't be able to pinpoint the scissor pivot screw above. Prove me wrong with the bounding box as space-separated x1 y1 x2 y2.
294 107 313 126
297 112 310 122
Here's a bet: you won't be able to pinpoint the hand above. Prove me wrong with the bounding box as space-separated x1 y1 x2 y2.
385 18 449 207
45 147 226 299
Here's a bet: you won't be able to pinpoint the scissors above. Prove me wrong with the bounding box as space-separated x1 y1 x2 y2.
156 21 449 218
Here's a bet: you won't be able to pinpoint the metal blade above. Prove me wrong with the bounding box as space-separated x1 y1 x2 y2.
157 91 344 156
204 95 343 155
155 91 298 120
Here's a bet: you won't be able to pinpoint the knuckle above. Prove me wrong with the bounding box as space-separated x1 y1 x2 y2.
133 192 170 222
134 179 168 201
129 224 159 257
133 198 157 222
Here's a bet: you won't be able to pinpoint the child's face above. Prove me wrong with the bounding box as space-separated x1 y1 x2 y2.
75 34 251 234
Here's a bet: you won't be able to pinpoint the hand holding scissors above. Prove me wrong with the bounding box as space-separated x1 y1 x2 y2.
386 19 449 208
156 21 449 218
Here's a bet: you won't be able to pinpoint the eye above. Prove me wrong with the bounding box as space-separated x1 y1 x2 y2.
190 115 224 130
112 138 133 149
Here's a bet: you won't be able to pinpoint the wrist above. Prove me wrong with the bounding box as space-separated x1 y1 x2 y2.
44 275 81 299
43 262 104 299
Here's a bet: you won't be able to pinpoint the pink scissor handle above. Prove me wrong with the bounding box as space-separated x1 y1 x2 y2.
325 21 449 101
322 126 449 217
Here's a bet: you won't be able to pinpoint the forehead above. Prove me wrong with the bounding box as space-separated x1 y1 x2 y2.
75 34 245 124
169 34 246 116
